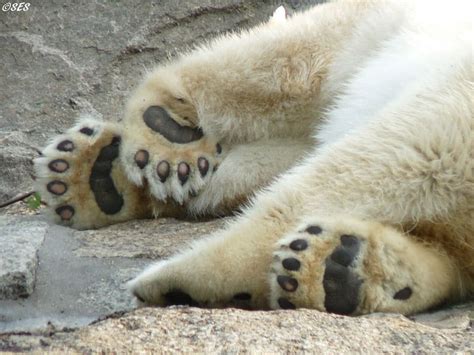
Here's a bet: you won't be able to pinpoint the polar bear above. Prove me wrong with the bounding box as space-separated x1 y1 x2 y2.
34 0 473 315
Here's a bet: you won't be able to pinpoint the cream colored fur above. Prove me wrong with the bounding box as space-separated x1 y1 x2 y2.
36 0 473 314
128 0 473 314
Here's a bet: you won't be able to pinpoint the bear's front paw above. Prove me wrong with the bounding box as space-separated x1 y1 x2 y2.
120 105 223 205
34 116 152 229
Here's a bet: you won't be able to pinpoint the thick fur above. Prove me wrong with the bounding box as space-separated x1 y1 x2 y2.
36 0 473 314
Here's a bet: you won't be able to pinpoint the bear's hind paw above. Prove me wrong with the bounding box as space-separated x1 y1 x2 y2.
270 217 457 315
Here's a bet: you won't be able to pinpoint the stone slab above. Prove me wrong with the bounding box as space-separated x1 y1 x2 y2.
0 216 48 300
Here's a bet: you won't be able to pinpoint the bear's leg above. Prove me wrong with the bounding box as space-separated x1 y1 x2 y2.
187 138 312 216
128 208 460 314
129 65 471 313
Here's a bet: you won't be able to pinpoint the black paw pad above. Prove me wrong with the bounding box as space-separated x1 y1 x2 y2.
157 161 170 183
330 235 360 267
323 235 362 315
79 127 94 136
143 106 203 144
164 290 199 307
233 292 251 301
277 275 298 292
289 239 308 251
394 287 412 300
48 159 69 173
340 234 359 248
177 162 190 185
282 257 301 271
134 150 149 169
278 297 296 309
57 140 74 152
55 205 74 221
305 225 322 235
47 180 67 195
197 157 209 177
230 292 252 310
89 137 124 215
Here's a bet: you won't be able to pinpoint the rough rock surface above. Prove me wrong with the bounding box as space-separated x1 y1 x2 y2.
0 216 47 300
1 307 473 353
73 218 229 259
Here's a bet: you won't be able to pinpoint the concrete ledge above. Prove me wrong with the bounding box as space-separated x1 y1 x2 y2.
0 216 48 300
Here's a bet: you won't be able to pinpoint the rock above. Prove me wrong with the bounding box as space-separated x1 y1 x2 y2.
0 216 48 299
1 307 473 353
0 215 473 350
410 302 474 330
0 217 228 333
73 217 230 258
0 0 324 202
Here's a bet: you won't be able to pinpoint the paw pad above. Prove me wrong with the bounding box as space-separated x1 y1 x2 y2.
177 162 190 185
289 239 308 251
197 157 209 177
57 140 74 152
164 290 199 307
277 275 298 292
47 181 67 195
143 106 203 144
305 225 322 235
277 297 296 309
48 159 69 173
394 287 412 300
233 292 251 300
157 161 170 182
134 150 149 169
282 257 301 271
79 127 94 136
55 205 75 221
323 235 363 315
89 137 124 215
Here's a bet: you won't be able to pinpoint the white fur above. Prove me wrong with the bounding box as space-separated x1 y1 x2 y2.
128 0 473 314
35 0 474 314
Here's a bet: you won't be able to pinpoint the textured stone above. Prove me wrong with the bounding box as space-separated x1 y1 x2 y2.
0 216 48 299
1 307 473 353
410 302 474 329
73 217 230 259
